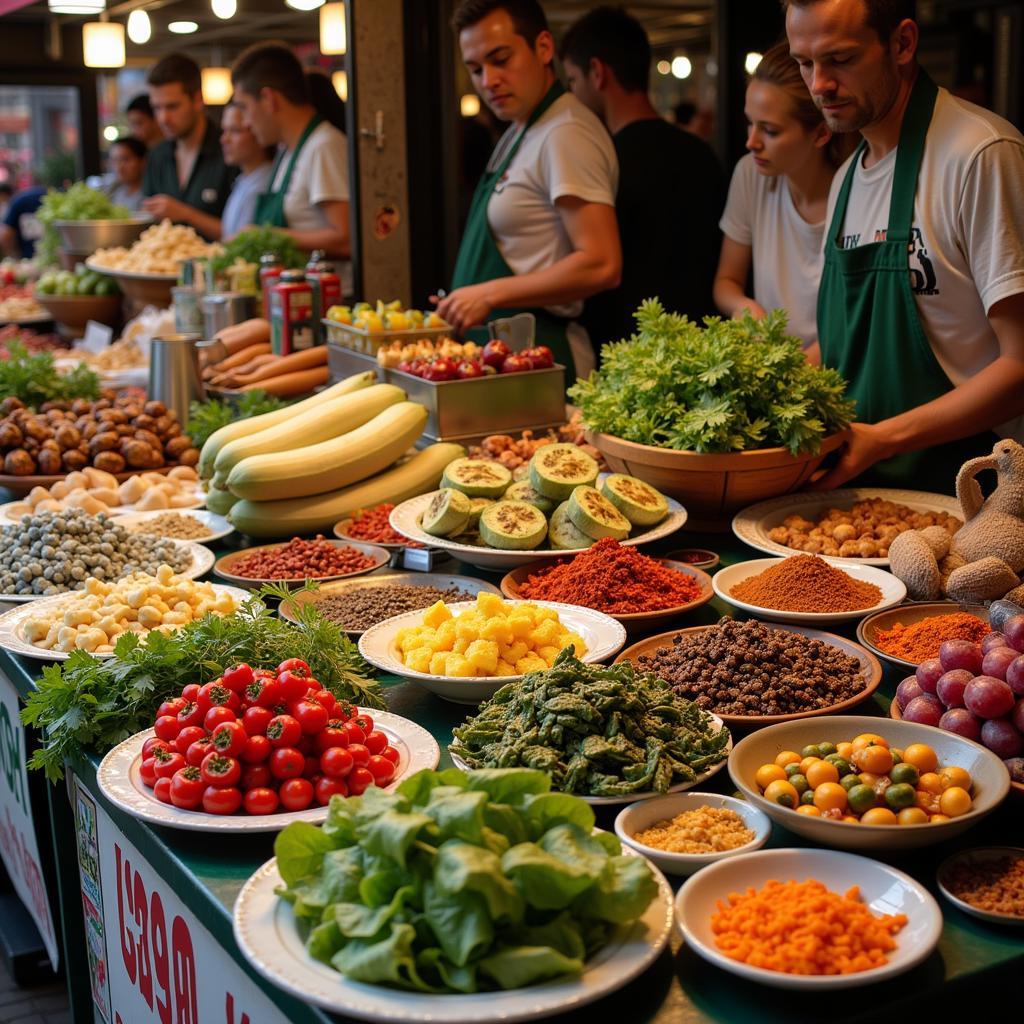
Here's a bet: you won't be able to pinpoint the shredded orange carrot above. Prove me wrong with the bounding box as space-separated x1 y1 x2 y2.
709 879 907 975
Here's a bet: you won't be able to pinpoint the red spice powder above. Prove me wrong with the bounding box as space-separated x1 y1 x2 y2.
346 504 423 547
518 537 702 614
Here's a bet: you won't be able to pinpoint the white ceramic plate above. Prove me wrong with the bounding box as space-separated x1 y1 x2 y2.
358 600 627 704
936 846 1024 926
233 844 673 1022
675 847 943 989
98 710 440 832
712 557 907 625
450 717 731 807
731 488 961 566
0 539 215 604
113 508 234 544
0 486 207 523
388 488 687 571
85 259 178 282
0 582 248 660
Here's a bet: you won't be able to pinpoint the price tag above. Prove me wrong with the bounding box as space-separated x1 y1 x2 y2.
79 321 114 354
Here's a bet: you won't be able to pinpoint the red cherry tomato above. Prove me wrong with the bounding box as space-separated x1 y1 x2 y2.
173 725 206 756
346 766 374 796
320 746 354 778
363 730 388 756
255 677 284 709
200 752 241 788
153 777 173 803
204 706 236 732
278 670 310 703
315 776 348 805
185 737 215 768
169 766 204 809
367 755 396 785
142 737 172 759
314 724 349 753
154 715 181 742
200 681 239 711
292 699 329 736
202 785 242 815
279 778 314 811
240 763 272 791
140 756 158 788
266 714 301 748
380 745 400 766
341 721 365 746
180 683 200 703
157 697 186 719
352 714 374 736
176 700 204 730
242 705 273 737
295 734 313 755
311 688 337 715
221 663 254 693
270 747 304 780
347 743 370 768
240 734 271 764
276 658 311 678
211 720 248 757
303 755 321 778
153 749 185 780
243 787 279 816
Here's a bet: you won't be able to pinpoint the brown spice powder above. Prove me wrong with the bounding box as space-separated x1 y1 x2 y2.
943 855 1024 917
730 554 882 612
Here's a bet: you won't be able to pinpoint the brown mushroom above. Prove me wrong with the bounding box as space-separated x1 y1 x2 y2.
135 429 162 451
22 418 51 442
122 439 160 468
4 449 36 475
0 397 25 416
0 422 23 449
36 448 62 474
143 400 167 418
132 413 158 432
177 447 200 467
93 450 126 473
89 431 120 454
61 448 88 471
164 435 193 459
70 398 92 416
54 424 81 450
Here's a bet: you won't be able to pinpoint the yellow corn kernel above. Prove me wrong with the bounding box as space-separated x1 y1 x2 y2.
422 601 452 629
455 616 479 640
434 619 456 651
530 606 558 623
495 658 516 676
516 654 547 675
405 648 432 673
445 653 474 677
476 592 505 617
466 639 499 674
429 652 449 675
480 617 514 644
560 633 588 657
538 645 561 666
531 619 561 647
508 615 534 639
453 637 470 655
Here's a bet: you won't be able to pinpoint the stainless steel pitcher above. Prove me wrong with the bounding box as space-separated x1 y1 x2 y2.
149 333 206 422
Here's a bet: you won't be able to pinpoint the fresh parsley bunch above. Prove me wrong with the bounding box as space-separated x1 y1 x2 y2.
0 342 101 408
569 300 854 455
186 390 289 449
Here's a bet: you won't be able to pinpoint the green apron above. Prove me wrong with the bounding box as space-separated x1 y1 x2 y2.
451 82 575 381
254 115 323 228
817 71 995 494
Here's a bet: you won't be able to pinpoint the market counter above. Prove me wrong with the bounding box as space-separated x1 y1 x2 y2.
3 531 1024 1024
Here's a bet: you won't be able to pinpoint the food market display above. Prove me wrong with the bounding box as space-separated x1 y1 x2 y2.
466 414 605 471
64 337 145 373
306 581 477 633
21 564 239 653
0 508 194 598
127 511 214 540
873 611 990 663
326 298 447 333
939 850 1024 919
272 766 660 992
376 336 481 368
727 555 883 613
34 263 120 298
0 325 65 357
0 286 47 322
379 337 556 380
88 219 213 274
207 343 329 397
187 390 288 449
630 805 755 854
222 537 382 582
630 618 870 718
34 181 132 266
0 345 99 416
450 649 729 797
336 502 425 547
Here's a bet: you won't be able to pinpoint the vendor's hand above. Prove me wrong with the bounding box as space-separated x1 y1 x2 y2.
430 284 494 334
810 422 896 491
141 195 189 223
733 300 768 320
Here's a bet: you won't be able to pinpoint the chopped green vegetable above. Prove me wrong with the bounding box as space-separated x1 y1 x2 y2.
0 342 101 408
21 584 382 782
186 391 289 448
273 766 658 993
569 299 855 455
450 648 730 797
209 227 305 275
35 183 132 268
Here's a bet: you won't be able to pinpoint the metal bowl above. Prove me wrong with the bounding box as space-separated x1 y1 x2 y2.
53 218 152 254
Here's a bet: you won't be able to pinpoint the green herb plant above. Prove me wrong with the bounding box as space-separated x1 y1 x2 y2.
569 299 855 455
0 342 101 408
186 390 289 449
450 648 730 797
35 183 132 268
209 227 305 276
21 584 382 782
274 766 659 993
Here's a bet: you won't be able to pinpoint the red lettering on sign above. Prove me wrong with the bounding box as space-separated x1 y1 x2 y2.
225 992 251 1024
151 891 171 1024
135 869 154 1009
115 844 136 983
172 915 198 1024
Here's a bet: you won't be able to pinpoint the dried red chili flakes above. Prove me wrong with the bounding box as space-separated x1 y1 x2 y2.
231 536 377 579
345 504 423 547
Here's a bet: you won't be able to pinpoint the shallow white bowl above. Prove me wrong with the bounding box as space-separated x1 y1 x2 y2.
729 715 1010 851
675 847 943 989
112 508 233 544
712 557 907 625
615 792 771 876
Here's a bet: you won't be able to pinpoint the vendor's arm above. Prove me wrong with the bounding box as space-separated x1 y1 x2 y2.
814 291 1024 489
280 200 351 259
434 197 621 333
141 195 222 241
713 236 767 319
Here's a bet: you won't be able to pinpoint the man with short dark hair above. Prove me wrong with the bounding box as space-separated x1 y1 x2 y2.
231 42 351 290
561 5 726 349
125 94 163 151
785 0 1024 490
141 53 236 239
438 0 621 381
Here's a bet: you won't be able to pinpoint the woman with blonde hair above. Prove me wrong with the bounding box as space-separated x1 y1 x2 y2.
714 41 856 357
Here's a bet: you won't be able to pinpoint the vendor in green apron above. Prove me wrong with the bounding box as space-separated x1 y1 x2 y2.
230 43 352 293
438 0 622 382
786 0 1024 494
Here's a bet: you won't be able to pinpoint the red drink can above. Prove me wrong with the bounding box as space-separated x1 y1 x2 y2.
259 252 283 321
270 271 314 355
305 252 341 345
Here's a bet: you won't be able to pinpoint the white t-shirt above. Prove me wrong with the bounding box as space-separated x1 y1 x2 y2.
220 162 272 240
826 86 1024 440
272 120 352 295
720 154 827 346
486 92 618 323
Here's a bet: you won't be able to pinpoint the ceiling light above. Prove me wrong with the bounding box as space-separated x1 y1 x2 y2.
332 70 347 101
745 51 764 75
285 0 324 10
656 60 671 76
127 9 150 44
460 94 480 118
83 20 125 67
103 125 119 141
168 20 198 33
671 56 692 80
319 2 346 54
48 0 104 14
201 67 233 105
212 0 236 18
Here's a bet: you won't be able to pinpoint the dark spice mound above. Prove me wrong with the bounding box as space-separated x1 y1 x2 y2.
313 583 475 631
636 617 866 716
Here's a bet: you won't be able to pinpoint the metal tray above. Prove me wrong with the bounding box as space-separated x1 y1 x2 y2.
323 319 450 354
326 344 566 441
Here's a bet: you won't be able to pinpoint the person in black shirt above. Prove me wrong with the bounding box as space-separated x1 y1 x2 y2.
560 7 726 351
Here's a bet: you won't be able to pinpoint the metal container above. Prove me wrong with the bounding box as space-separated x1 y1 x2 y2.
53 217 152 255
324 318 451 355
326 344 565 442
149 333 206 422
201 292 255 338
172 285 203 335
